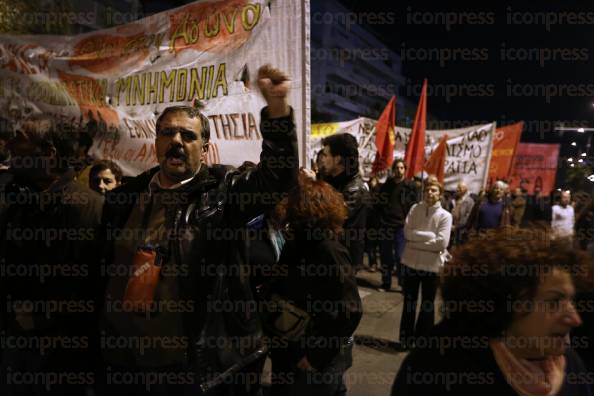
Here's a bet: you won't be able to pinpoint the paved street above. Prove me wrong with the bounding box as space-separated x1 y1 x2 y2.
345 270 407 396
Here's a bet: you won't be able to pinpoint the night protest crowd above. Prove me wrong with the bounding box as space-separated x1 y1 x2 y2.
0 64 593 396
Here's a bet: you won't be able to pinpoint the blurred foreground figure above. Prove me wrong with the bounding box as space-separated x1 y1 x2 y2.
392 226 592 396
0 115 103 396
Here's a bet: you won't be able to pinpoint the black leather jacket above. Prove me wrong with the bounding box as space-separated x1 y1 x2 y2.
325 172 370 269
97 107 297 390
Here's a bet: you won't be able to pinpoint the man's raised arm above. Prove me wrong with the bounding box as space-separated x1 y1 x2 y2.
226 64 298 224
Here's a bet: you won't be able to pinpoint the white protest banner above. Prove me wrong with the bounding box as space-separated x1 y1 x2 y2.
397 123 496 192
311 119 495 192
0 0 310 175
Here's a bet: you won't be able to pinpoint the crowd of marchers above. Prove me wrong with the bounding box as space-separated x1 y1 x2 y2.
0 64 593 396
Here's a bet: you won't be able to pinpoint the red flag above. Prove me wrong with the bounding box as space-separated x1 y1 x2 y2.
405 79 427 179
487 122 524 187
424 134 448 184
372 96 396 173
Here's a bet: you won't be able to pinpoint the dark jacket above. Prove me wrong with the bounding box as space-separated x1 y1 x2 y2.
510 194 527 226
523 193 553 226
97 108 297 387
376 177 418 229
268 236 363 370
365 182 382 233
468 197 511 231
0 170 103 336
392 320 592 396
325 172 370 269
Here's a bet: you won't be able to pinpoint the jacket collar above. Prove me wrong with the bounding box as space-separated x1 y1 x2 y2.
457 192 470 201
109 164 214 199
149 165 209 194
323 171 354 191
421 200 442 209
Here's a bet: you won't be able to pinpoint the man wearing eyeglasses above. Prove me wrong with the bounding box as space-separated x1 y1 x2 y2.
95 65 298 396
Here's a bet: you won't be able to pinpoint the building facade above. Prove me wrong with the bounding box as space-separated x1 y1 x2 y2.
311 0 415 123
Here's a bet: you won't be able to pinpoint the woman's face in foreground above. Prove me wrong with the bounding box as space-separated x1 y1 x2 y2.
504 268 582 359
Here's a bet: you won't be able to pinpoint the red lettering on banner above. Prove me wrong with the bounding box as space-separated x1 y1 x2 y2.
168 1 261 54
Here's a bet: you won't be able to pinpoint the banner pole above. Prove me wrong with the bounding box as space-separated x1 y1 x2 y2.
483 122 497 191
301 0 311 168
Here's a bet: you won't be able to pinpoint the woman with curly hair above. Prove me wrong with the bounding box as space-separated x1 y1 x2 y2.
264 176 363 396
392 226 592 396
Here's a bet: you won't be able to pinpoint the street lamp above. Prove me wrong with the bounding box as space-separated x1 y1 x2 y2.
556 127 594 152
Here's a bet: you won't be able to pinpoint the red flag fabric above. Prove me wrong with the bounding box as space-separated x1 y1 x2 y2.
487 122 524 187
508 143 560 196
405 79 427 178
424 133 448 184
372 96 396 173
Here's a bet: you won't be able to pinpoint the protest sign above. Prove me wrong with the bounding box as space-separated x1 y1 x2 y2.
311 119 496 192
0 0 310 175
508 143 560 195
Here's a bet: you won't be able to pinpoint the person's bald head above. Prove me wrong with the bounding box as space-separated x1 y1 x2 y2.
456 181 468 198
560 190 571 207
489 181 506 202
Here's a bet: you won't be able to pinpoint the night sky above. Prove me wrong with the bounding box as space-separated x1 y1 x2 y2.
338 1 594 148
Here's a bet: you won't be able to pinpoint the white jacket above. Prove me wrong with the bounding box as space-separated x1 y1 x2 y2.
401 201 453 273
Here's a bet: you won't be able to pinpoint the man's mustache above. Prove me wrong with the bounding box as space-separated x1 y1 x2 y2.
165 145 186 160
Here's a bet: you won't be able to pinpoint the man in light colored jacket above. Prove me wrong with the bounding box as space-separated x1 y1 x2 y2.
399 179 452 349
551 190 575 242
450 181 475 246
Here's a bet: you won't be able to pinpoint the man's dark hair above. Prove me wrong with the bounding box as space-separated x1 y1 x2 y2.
89 160 123 183
156 106 211 143
392 158 407 171
315 149 323 162
17 114 83 172
321 133 359 177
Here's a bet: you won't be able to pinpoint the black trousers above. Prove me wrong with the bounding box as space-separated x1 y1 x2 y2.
399 266 439 345
379 227 405 289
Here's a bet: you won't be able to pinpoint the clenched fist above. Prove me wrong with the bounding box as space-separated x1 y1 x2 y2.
258 64 290 118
